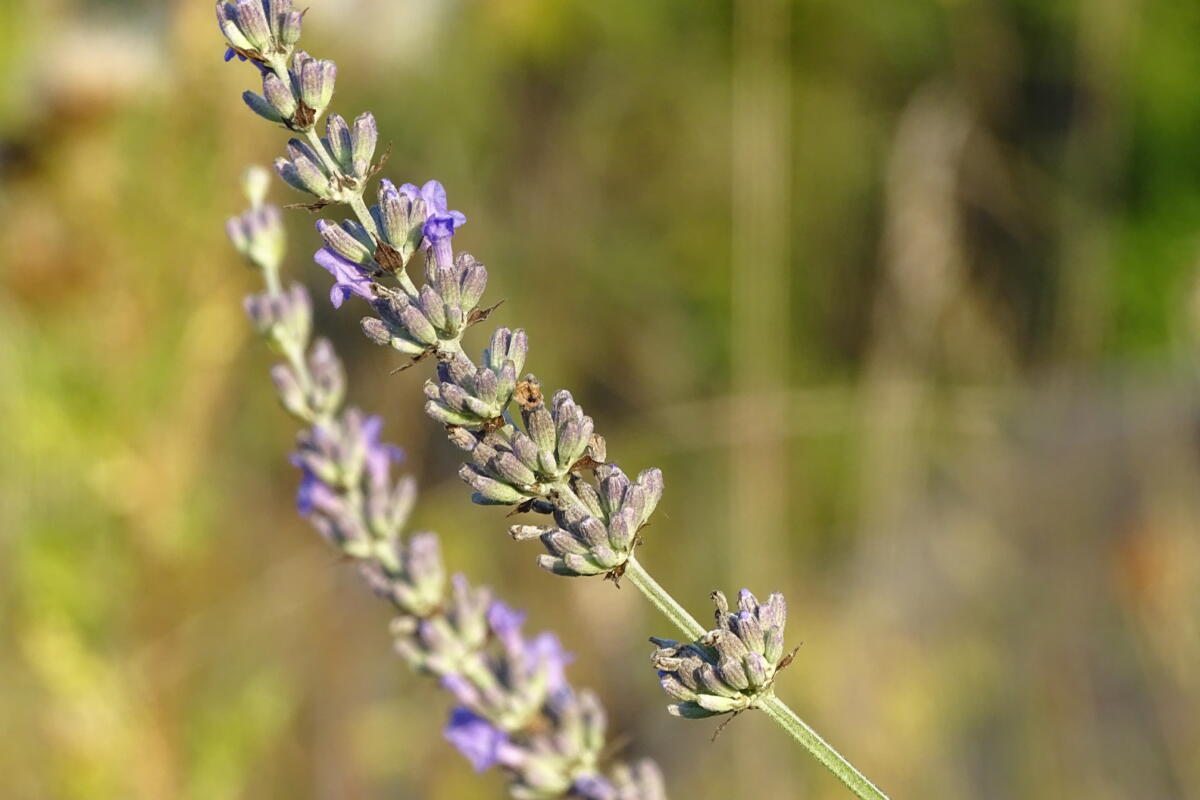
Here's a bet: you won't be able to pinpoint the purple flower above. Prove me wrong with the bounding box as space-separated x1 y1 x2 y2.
422 213 459 244
364 435 403 488
356 414 404 479
528 632 573 692
444 708 509 772
314 247 375 308
396 180 466 266
295 469 339 516
400 180 467 229
487 600 527 651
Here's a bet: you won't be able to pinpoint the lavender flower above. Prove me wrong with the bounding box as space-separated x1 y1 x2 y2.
650 590 790 718
401 179 467 267
313 244 376 308
400 180 468 230
372 178 432 268
359 532 445 618
326 112 378 181
444 708 512 771
359 249 490 350
292 409 412 557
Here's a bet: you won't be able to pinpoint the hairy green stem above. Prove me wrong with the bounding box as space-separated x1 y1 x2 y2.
758 694 889 800
622 555 707 639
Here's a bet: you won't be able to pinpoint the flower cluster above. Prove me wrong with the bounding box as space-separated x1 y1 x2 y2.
244 52 339 130
650 590 790 718
225 170 665 799
315 178 479 313
275 118 379 204
511 464 664 578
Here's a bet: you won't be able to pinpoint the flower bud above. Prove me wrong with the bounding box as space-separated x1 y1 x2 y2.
351 112 378 179
325 114 352 172
280 9 302 45
295 52 336 116
233 0 272 51
243 282 312 351
242 90 283 123
263 71 298 119
317 218 374 265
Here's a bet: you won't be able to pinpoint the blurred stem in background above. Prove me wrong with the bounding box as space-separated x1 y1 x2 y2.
1055 0 1138 360
730 0 793 793
730 0 791 590
858 84 971 537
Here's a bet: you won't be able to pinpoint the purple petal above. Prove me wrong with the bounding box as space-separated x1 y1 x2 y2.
314 247 374 307
328 284 348 308
420 180 448 214
361 414 384 443
444 708 507 772
528 632 573 692
486 601 526 637
422 213 457 243
296 471 337 515
398 182 421 202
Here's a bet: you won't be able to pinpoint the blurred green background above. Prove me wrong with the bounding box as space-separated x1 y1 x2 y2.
3 0 1200 797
